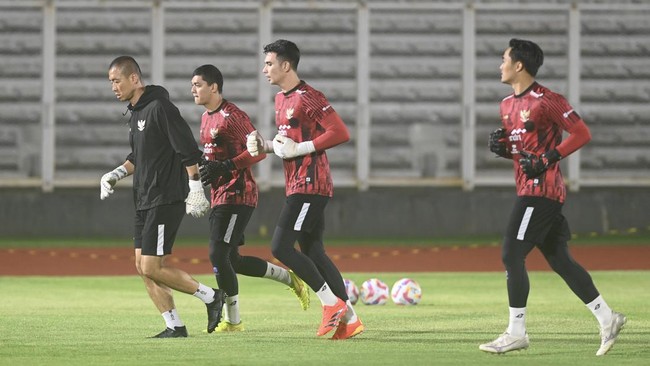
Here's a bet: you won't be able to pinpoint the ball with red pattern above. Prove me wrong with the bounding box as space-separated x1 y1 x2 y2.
360 278 389 305
344 279 359 305
390 278 422 305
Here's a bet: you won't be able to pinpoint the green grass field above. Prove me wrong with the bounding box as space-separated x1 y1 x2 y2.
1 271 648 365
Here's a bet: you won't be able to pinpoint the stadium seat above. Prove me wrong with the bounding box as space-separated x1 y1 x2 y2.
57 8 148 33
164 9 258 33
371 9 458 33
0 78 40 102
0 55 41 78
273 10 356 33
0 9 41 32
0 126 31 177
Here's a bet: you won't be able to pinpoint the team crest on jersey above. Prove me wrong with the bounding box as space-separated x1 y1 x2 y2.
210 128 219 139
137 119 146 131
519 110 530 123
286 108 294 120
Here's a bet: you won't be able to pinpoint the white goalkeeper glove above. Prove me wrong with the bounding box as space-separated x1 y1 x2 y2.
272 134 316 159
185 179 210 218
246 130 273 157
100 165 128 200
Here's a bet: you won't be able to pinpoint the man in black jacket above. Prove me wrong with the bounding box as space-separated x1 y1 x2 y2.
101 56 225 338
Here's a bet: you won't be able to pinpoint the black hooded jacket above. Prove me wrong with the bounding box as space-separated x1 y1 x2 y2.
125 85 202 210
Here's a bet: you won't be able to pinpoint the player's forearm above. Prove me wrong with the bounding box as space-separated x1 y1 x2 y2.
232 149 266 169
122 160 135 175
261 139 274 153
312 113 350 151
186 164 200 180
555 121 591 157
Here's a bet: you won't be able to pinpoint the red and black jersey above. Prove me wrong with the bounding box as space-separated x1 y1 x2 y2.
500 82 591 203
200 100 263 207
274 81 349 197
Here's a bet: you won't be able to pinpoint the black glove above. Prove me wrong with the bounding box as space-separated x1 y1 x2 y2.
518 149 561 179
199 159 235 186
488 128 510 158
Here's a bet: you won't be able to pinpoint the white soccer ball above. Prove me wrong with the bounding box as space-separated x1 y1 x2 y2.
360 278 389 305
391 278 422 305
344 279 359 305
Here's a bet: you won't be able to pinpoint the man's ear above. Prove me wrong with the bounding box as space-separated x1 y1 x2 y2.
129 73 140 85
282 60 292 72
514 61 524 73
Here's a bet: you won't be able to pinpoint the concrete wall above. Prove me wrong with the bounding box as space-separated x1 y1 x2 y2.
1 186 647 240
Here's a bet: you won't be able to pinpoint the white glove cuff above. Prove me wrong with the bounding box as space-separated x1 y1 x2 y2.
188 179 202 192
296 141 316 156
114 165 128 180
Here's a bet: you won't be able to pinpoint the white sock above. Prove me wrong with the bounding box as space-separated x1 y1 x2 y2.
264 263 290 285
506 307 526 337
194 283 216 303
315 282 339 306
224 295 240 324
341 300 358 324
586 295 613 328
162 309 184 328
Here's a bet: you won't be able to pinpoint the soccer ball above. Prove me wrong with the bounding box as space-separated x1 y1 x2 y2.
391 278 422 305
360 278 389 305
343 279 359 305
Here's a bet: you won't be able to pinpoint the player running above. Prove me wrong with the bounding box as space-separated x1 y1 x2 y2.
247 39 363 340
102 56 225 338
479 39 626 356
191 64 310 332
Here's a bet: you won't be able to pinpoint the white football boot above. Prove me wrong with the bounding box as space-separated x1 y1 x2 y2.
596 311 627 356
479 331 529 354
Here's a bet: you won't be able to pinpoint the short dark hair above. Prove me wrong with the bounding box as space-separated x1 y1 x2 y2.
508 38 544 77
108 55 142 79
263 39 300 71
192 64 224 93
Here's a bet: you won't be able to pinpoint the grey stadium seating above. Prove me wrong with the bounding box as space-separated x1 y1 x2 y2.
0 3 649 181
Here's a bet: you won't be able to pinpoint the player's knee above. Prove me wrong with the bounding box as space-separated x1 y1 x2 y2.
501 237 524 268
209 241 228 266
271 226 300 263
139 263 157 279
134 262 144 276
542 242 573 274
271 245 287 261
229 252 242 271
139 257 163 279
501 251 516 268
134 257 143 276
545 254 572 276
305 246 326 262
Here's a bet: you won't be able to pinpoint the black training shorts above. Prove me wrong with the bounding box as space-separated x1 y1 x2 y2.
134 202 185 256
505 196 571 245
209 204 254 246
277 194 328 233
